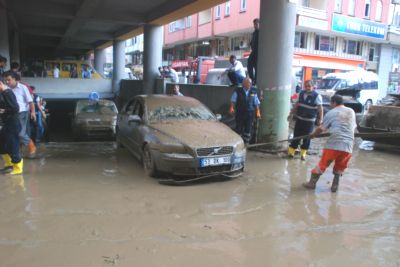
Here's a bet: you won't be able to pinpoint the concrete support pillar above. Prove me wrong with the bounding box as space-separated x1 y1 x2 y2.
112 40 125 93
143 24 163 94
94 48 106 75
11 32 20 64
0 6 10 64
257 0 297 147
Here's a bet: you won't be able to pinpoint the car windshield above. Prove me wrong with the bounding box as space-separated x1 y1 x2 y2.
77 101 118 115
148 105 215 122
318 79 340 90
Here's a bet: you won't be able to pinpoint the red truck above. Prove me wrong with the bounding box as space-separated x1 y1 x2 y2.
171 57 215 84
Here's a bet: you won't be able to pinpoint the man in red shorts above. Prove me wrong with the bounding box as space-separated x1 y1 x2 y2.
303 94 356 192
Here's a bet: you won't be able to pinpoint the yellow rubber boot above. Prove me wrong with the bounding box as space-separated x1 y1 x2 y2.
1 154 13 173
287 147 296 158
300 149 307 161
10 159 23 175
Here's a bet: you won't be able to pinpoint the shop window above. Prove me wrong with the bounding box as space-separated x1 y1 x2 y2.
334 0 342 13
375 0 382 21
225 1 231 17
215 5 221 19
348 0 355 16
314 35 335 52
369 47 375 61
365 0 370 18
294 32 307 48
343 40 363 55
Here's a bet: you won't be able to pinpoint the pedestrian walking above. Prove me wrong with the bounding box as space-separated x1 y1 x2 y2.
168 66 179 83
287 80 323 160
303 94 356 192
219 55 246 86
70 65 78 78
3 71 37 155
0 80 23 175
247 18 259 85
229 77 261 144
53 65 60 78
30 86 46 143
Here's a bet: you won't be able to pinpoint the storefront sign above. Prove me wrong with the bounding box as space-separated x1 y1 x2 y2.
298 15 328 31
332 14 387 39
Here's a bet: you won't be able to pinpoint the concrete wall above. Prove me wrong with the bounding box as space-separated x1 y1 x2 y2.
378 44 392 98
119 80 236 119
24 77 113 100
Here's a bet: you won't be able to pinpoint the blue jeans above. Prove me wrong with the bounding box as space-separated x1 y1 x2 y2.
35 112 44 143
18 111 31 146
0 118 22 163
228 70 245 86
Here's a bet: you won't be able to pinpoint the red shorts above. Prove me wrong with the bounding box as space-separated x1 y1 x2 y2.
312 149 352 175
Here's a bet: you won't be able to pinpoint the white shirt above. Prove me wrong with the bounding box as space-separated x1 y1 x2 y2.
170 68 179 83
53 67 60 78
227 60 246 78
12 82 33 112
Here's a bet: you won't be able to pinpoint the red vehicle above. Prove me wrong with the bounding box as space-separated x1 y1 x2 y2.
171 57 215 84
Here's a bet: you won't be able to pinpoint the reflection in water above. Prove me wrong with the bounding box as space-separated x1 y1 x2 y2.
5 175 26 194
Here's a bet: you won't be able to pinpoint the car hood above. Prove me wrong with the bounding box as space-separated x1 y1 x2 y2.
149 120 243 148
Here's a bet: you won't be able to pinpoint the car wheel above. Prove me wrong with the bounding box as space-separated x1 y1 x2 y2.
142 145 157 177
364 100 373 113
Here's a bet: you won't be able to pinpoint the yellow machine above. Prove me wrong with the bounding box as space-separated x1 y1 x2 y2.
44 60 102 79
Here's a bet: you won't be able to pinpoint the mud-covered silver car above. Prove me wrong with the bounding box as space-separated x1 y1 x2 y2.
116 95 246 178
72 100 118 139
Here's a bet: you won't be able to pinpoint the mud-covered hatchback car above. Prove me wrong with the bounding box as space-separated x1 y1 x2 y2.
116 95 246 178
72 99 118 139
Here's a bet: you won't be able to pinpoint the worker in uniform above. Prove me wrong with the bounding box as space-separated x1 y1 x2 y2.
230 77 261 144
287 80 323 160
0 80 23 175
303 94 356 192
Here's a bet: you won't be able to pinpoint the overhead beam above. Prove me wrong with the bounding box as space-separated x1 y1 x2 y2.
22 28 64 37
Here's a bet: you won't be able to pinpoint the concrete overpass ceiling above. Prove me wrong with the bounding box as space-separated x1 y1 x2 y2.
4 0 225 59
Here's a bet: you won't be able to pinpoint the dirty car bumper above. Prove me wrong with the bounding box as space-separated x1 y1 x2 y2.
152 149 246 177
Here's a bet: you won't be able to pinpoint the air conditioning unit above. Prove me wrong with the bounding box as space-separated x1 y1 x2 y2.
239 41 248 49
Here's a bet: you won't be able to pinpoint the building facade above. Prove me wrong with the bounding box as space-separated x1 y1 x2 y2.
163 0 392 95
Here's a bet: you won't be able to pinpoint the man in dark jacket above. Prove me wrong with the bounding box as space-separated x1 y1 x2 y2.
0 80 23 175
229 77 261 144
247 18 259 85
287 80 323 160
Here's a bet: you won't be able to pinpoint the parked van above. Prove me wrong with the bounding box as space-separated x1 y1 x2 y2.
44 60 103 79
317 70 379 112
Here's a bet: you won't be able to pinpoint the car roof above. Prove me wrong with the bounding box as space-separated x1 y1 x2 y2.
136 94 203 107
77 99 116 105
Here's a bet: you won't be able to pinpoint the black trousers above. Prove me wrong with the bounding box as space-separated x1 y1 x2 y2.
236 111 255 144
0 118 22 163
247 52 257 84
289 119 314 150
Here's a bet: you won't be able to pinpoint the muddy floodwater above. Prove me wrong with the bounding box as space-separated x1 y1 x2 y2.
0 141 399 267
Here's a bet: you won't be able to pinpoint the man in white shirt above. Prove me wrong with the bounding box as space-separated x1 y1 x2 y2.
219 55 246 86
53 65 60 78
167 66 179 83
3 71 37 155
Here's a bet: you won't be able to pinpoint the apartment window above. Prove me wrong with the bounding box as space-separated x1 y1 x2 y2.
343 40 363 55
168 19 185 32
225 1 231 16
348 0 356 16
376 0 382 21
334 0 342 13
315 35 335 51
240 0 247 12
185 16 192 28
215 5 221 19
302 0 310 7
365 0 370 18
294 32 307 48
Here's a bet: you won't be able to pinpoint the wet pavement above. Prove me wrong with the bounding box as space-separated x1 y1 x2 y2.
0 141 399 267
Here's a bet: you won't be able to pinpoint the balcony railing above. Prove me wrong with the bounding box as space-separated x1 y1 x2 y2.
294 47 364 61
296 6 328 20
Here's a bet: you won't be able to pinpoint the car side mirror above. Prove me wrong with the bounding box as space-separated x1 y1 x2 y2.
128 114 141 123
216 114 222 121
